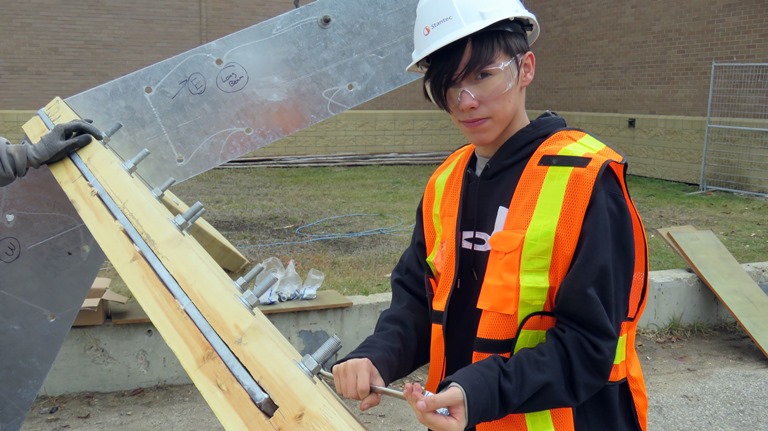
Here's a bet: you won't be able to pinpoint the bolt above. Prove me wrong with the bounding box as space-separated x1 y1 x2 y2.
252 273 279 298
123 148 150 174
239 289 260 309
183 207 206 233
234 264 265 293
152 177 177 199
298 335 342 377
239 272 278 311
101 122 123 144
172 201 204 232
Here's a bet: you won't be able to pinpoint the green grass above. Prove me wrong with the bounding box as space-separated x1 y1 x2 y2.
146 166 768 297
629 176 768 271
171 166 432 296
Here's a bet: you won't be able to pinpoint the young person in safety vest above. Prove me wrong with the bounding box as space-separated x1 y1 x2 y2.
332 0 649 430
0 120 103 187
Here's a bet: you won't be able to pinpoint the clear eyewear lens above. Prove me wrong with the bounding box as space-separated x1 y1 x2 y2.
448 58 518 107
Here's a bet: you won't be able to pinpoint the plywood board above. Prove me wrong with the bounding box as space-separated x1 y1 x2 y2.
257 290 352 315
113 290 353 323
668 229 768 358
656 225 698 257
28 98 367 430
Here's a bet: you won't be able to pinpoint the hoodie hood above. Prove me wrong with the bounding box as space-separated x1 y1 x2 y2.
480 111 567 179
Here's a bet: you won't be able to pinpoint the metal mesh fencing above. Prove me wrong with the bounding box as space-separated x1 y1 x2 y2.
701 62 768 196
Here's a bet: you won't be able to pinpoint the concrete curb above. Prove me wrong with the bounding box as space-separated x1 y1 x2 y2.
39 262 768 395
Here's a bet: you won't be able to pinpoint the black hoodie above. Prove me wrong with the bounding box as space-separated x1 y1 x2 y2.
342 112 643 430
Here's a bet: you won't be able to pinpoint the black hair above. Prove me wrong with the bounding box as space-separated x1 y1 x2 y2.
423 19 532 112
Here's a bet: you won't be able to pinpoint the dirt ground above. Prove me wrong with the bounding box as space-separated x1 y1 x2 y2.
21 327 767 431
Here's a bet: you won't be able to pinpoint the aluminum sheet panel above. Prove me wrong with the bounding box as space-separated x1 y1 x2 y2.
0 169 104 431
66 0 419 187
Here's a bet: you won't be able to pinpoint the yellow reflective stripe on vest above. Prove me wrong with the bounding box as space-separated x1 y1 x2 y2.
426 157 462 276
517 135 608 324
516 134 607 431
614 333 627 365
526 410 556 431
514 329 547 354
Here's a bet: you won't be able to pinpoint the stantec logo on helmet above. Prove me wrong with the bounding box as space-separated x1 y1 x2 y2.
424 16 452 36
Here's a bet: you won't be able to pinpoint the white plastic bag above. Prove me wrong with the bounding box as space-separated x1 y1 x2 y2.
256 257 285 305
300 268 324 300
276 259 302 302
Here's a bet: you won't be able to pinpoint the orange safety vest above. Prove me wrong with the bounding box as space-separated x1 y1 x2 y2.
422 130 648 431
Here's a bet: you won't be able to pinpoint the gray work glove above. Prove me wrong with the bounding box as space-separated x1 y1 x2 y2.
25 120 104 168
0 139 28 187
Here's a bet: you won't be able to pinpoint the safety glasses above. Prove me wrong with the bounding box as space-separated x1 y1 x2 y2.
425 57 521 110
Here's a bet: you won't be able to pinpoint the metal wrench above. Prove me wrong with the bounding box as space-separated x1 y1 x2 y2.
318 369 406 399
318 369 449 415
301 337 448 415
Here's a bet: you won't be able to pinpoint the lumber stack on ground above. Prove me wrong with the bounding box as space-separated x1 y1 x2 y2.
23 97 367 430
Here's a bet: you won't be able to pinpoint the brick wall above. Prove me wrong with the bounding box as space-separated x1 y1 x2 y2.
0 1 295 110
3 1 765 114
526 0 768 116
2 1 765 187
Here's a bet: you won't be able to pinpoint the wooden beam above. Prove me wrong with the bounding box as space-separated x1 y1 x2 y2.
23 112 262 429
160 190 249 274
668 229 768 358
25 98 367 430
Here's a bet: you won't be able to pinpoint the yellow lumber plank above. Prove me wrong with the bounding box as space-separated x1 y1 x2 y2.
161 190 249 273
668 230 768 358
21 116 48 140
27 100 248 273
37 98 366 430
23 114 260 429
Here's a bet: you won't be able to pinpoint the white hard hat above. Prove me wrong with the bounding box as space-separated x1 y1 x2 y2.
406 0 539 73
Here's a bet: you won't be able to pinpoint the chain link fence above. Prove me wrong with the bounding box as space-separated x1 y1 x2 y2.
700 62 768 196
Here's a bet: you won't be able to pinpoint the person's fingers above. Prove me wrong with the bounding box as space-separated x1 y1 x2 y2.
360 392 381 411
418 387 463 413
403 383 427 418
331 363 351 397
67 134 95 149
339 364 360 399
333 359 373 400
62 120 104 140
330 364 343 395
355 367 373 400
